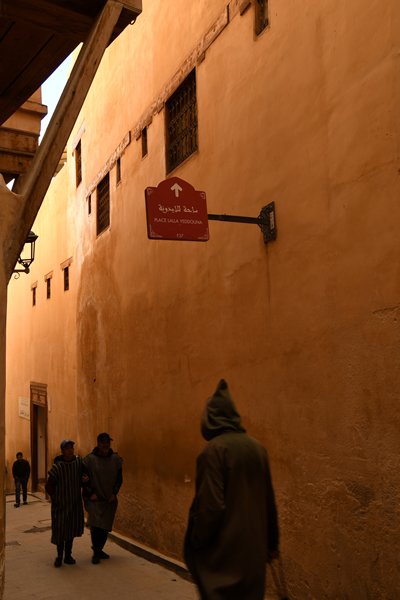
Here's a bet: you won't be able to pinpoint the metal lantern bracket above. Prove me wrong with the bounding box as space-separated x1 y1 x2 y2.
13 230 38 278
208 201 276 243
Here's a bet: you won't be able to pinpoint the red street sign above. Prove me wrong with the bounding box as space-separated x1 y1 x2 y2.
145 177 209 241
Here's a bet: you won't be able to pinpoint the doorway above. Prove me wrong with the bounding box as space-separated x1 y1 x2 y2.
30 383 48 492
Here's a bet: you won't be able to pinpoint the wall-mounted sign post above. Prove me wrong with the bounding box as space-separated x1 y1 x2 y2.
145 177 276 243
145 177 209 241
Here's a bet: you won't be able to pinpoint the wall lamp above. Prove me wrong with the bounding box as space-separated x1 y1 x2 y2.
13 230 38 276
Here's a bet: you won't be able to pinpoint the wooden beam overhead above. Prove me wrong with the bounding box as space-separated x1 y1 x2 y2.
4 0 135 278
0 0 142 125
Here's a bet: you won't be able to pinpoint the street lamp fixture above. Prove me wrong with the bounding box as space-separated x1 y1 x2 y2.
13 230 38 276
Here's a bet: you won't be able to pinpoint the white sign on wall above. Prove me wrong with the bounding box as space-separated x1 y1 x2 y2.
18 397 30 420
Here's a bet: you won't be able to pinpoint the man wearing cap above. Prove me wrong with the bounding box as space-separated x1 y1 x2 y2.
184 379 280 600
45 440 85 567
83 433 123 564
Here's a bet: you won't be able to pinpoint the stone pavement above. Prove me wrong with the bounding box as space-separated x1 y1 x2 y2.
4 493 198 600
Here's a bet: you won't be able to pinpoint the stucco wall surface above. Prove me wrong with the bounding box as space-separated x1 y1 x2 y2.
5 1 400 598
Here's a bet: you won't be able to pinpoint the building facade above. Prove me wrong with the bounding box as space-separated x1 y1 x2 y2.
6 1 400 597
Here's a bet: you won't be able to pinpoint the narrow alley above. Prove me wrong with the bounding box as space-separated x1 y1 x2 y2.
4 494 197 600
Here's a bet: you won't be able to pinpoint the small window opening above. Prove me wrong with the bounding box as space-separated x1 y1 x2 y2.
255 0 268 35
46 278 51 300
32 287 36 307
116 157 121 184
75 140 82 187
96 172 110 235
64 266 69 291
141 127 148 158
88 195 92 215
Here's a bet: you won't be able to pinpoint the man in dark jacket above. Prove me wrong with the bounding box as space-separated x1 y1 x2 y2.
83 433 123 564
184 379 280 600
12 452 30 507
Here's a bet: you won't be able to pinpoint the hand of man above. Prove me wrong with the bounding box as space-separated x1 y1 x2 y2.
90 493 98 501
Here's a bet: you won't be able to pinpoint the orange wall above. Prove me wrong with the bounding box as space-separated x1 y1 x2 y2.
6 1 400 597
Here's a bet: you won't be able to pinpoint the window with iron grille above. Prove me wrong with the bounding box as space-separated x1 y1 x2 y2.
165 69 198 172
255 0 268 35
97 172 110 235
75 140 82 187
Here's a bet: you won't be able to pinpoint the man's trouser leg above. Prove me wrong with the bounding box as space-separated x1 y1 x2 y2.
14 478 21 505
91 526 108 555
21 478 28 502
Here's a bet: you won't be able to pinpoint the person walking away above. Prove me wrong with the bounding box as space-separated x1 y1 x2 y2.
83 433 123 564
12 452 30 507
45 440 85 567
184 379 280 600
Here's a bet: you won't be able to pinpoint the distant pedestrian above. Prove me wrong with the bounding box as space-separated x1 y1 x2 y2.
184 379 280 600
12 452 30 508
45 440 85 567
83 433 123 564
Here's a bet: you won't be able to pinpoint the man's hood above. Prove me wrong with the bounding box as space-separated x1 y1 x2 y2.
201 379 246 441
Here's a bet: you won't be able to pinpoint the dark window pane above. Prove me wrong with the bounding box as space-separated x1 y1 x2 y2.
141 127 148 158
75 140 82 187
64 266 69 291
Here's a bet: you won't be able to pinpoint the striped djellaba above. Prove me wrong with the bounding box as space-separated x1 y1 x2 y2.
48 457 85 545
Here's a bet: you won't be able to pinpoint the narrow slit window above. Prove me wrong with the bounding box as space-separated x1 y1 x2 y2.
141 127 148 158
32 286 36 307
88 195 92 215
63 266 69 291
116 157 121 184
165 69 198 172
255 0 268 35
46 278 51 300
75 140 82 187
97 172 110 235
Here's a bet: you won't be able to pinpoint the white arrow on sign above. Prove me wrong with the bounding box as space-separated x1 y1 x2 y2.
171 183 183 198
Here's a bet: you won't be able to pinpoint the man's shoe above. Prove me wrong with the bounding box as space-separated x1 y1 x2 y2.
54 557 62 567
99 550 110 559
91 555 100 564
23 501 28 505
64 556 76 565
14 503 20 508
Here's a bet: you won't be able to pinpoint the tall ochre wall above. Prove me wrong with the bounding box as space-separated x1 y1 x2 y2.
6 1 400 597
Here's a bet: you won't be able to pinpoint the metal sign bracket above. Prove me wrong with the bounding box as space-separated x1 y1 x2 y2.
208 201 276 243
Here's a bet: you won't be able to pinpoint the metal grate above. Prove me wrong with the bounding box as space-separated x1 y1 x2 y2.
97 172 110 235
166 70 198 172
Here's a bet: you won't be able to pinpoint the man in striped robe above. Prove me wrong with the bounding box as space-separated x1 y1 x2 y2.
45 440 85 567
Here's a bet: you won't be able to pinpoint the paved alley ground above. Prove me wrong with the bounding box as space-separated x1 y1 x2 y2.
4 493 197 600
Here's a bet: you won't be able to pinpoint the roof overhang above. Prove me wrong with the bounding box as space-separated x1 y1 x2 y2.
0 0 141 125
